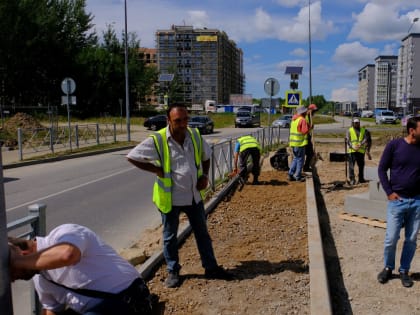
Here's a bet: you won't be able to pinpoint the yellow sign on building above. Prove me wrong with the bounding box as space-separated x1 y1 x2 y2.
196 35 218 42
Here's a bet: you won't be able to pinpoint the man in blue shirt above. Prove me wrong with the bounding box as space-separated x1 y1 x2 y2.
377 116 420 288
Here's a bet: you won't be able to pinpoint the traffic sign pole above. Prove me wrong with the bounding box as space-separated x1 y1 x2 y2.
61 77 76 152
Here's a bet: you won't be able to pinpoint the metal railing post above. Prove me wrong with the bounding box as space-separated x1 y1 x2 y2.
75 125 79 149
18 127 23 161
49 127 54 154
113 123 117 142
0 143 13 314
96 124 100 145
210 144 216 192
28 203 46 315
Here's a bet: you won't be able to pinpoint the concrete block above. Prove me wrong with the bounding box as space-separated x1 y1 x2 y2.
365 166 378 181
344 192 387 221
369 181 388 201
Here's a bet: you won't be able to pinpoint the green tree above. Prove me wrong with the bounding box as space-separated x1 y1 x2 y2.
0 0 95 108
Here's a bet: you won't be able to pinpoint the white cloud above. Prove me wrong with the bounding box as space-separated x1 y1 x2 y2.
348 3 419 42
187 11 209 28
290 48 307 57
333 42 378 66
331 88 358 102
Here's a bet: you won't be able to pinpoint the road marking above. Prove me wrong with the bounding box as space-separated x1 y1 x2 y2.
7 167 135 212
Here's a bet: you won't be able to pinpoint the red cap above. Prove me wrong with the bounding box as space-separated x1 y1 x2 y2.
308 104 318 110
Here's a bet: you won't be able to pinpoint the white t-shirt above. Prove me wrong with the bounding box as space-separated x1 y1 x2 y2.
34 224 140 313
127 127 211 206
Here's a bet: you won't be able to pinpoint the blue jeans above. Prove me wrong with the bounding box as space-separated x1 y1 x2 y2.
383 195 420 273
288 146 305 180
161 200 218 272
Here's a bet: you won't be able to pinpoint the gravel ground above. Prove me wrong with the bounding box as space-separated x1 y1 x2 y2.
129 139 420 315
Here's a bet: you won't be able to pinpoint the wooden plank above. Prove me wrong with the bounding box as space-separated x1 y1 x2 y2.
339 212 386 229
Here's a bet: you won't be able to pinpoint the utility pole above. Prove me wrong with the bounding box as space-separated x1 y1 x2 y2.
308 0 313 105
124 0 131 141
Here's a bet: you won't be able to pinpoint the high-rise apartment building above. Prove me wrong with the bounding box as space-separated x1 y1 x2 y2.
397 33 420 113
374 56 398 110
156 25 244 106
358 64 375 110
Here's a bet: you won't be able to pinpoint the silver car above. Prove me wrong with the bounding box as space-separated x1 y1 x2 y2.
272 114 293 128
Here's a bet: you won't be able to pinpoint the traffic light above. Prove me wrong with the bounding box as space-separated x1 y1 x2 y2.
290 81 298 90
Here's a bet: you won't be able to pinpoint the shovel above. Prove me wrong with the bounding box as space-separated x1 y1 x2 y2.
344 138 350 184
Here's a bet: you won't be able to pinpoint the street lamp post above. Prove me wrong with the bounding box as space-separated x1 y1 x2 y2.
308 0 313 105
404 17 419 116
124 0 131 141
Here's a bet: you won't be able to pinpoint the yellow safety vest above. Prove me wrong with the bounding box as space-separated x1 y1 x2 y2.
289 117 308 147
238 135 261 152
150 127 204 213
348 127 366 153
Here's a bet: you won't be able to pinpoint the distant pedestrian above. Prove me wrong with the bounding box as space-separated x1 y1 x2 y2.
303 103 317 172
377 116 420 288
127 104 233 288
288 105 310 182
346 118 369 185
233 135 261 185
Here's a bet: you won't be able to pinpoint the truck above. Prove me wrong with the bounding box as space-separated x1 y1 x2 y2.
204 100 216 114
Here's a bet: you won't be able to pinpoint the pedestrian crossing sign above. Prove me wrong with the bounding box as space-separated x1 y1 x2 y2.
285 90 302 107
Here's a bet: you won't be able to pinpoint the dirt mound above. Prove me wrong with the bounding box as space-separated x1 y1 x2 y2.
4 112 44 134
1 113 44 147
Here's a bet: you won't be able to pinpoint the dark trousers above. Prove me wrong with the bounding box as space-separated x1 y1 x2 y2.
303 134 314 170
348 152 365 182
161 201 218 273
238 147 260 180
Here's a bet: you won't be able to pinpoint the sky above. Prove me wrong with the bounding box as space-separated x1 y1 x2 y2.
85 0 420 103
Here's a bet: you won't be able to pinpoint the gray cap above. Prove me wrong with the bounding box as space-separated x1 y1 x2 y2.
296 106 307 115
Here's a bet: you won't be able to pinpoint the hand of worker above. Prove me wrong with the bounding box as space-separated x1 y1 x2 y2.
196 175 209 190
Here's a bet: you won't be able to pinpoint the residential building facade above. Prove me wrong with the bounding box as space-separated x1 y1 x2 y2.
374 56 398 110
358 64 375 110
156 25 244 107
397 33 420 114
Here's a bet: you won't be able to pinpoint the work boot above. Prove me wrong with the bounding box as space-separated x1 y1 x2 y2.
400 271 413 288
252 176 259 185
377 268 392 284
165 270 180 288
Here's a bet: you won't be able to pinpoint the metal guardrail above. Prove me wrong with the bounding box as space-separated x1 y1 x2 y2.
17 123 117 161
207 126 287 192
7 204 46 315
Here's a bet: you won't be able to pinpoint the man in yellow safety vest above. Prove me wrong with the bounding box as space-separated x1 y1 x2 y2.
127 104 232 288
233 135 261 185
346 118 369 185
288 105 310 182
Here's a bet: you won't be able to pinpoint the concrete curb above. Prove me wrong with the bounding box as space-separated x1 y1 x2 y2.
307 174 333 315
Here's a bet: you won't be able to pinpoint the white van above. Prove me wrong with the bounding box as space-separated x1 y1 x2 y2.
204 100 216 114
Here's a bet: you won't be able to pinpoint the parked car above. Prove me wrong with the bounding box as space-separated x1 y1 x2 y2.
235 110 261 128
188 115 214 134
375 110 397 124
272 114 293 128
352 112 361 117
143 114 167 130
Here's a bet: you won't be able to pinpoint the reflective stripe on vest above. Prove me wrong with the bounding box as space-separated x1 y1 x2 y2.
348 127 366 153
150 127 203 213
238 136 261 152
289 117 308 147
